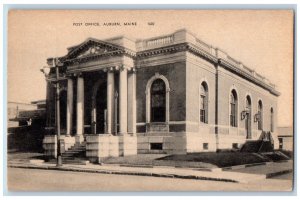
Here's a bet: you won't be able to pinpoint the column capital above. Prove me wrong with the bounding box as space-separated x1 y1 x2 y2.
104 65 133 72
119 65 133 71
107 67 116 73
65 74 74 79
102 66 123 72
128 67 137 74
75 72 83 77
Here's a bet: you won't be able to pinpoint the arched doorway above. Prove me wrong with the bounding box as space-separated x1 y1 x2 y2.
245 95 252 139
91 80 107 134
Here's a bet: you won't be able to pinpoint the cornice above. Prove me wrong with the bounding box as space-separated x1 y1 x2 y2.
59 49 136 66
136 43 188 58
187 43 218 64
50 36 279 96
219 59 280 96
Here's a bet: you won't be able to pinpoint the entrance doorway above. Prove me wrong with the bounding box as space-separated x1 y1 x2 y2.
60 90 67 134
91 80 107 134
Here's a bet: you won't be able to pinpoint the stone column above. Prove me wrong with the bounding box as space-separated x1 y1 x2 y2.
76 75 84 143
127 69 136 134
119 66 128 135
107 69 115 134
66 78 73 136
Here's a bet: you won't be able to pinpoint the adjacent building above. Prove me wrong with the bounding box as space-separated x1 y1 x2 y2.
8 100 46 127
277 127 293 151
43 29 280 162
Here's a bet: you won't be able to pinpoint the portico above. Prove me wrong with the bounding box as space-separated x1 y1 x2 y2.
65 65 136 139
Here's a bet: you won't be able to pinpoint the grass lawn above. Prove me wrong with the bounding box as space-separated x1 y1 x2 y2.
104 154 217 168
104 152 273 168
157 152 270 168
277 150 293 159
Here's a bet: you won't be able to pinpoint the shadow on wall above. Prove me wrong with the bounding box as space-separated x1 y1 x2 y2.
7 119 46 153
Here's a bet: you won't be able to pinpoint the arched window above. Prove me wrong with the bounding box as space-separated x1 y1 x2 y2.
270 107 274 132
150 79 166 122
245 95 252 139
200 82 208 123
258 100 263 130
246 96 251 111
230 90 238 127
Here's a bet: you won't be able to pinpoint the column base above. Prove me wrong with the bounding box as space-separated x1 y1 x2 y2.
118 132 125 136
75 135 84 145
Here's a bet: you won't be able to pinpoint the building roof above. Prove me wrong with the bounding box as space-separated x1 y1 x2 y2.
31 99 46 105
10 109 46 121
277 127 293 137
49 29 280 96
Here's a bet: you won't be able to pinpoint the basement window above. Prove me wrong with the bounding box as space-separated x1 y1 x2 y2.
203 143 209 150
232 143 239 149
150 143 163 150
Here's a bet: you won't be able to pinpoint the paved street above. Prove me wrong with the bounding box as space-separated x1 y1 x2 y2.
7 168 293 192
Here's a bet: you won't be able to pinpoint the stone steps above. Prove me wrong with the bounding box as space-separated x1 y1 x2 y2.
62 150 85 154
54 142 88 165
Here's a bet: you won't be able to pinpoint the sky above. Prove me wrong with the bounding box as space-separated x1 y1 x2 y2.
7 10 293 127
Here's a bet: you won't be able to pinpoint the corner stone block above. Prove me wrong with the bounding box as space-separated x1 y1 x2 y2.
43 135 57 158
119 135 137 156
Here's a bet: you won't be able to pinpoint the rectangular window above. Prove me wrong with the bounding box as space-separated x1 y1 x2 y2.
200 96 206 123
232 143 238 149
151 107 166 122
258 111 262 130
200 109 205 123
278 138 283 149
203 143 209 150
230 103 237 127
150 143 163 150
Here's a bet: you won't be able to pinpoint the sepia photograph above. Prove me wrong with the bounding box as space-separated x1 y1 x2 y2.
6 9 294 192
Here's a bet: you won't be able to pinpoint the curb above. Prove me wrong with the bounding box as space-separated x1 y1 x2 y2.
8 164 237 183
222 162 269 171
103 163 222 172
266 169 293 178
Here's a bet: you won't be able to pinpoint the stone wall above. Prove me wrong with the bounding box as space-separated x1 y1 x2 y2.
136 62 186 132
85 134 137 163
86 134 118 163
137 132 186 154
43 135 57 158
185 53 216 133
119 135 138 156
279 136 293 151
217 67 279 149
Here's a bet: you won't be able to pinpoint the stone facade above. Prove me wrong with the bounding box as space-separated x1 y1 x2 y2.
43 29 280 160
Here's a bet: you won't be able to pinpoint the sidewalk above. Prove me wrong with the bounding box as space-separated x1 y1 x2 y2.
227 160 293 178
8 159 289 184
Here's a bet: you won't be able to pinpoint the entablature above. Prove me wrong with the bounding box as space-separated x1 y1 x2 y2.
46 29 280 96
